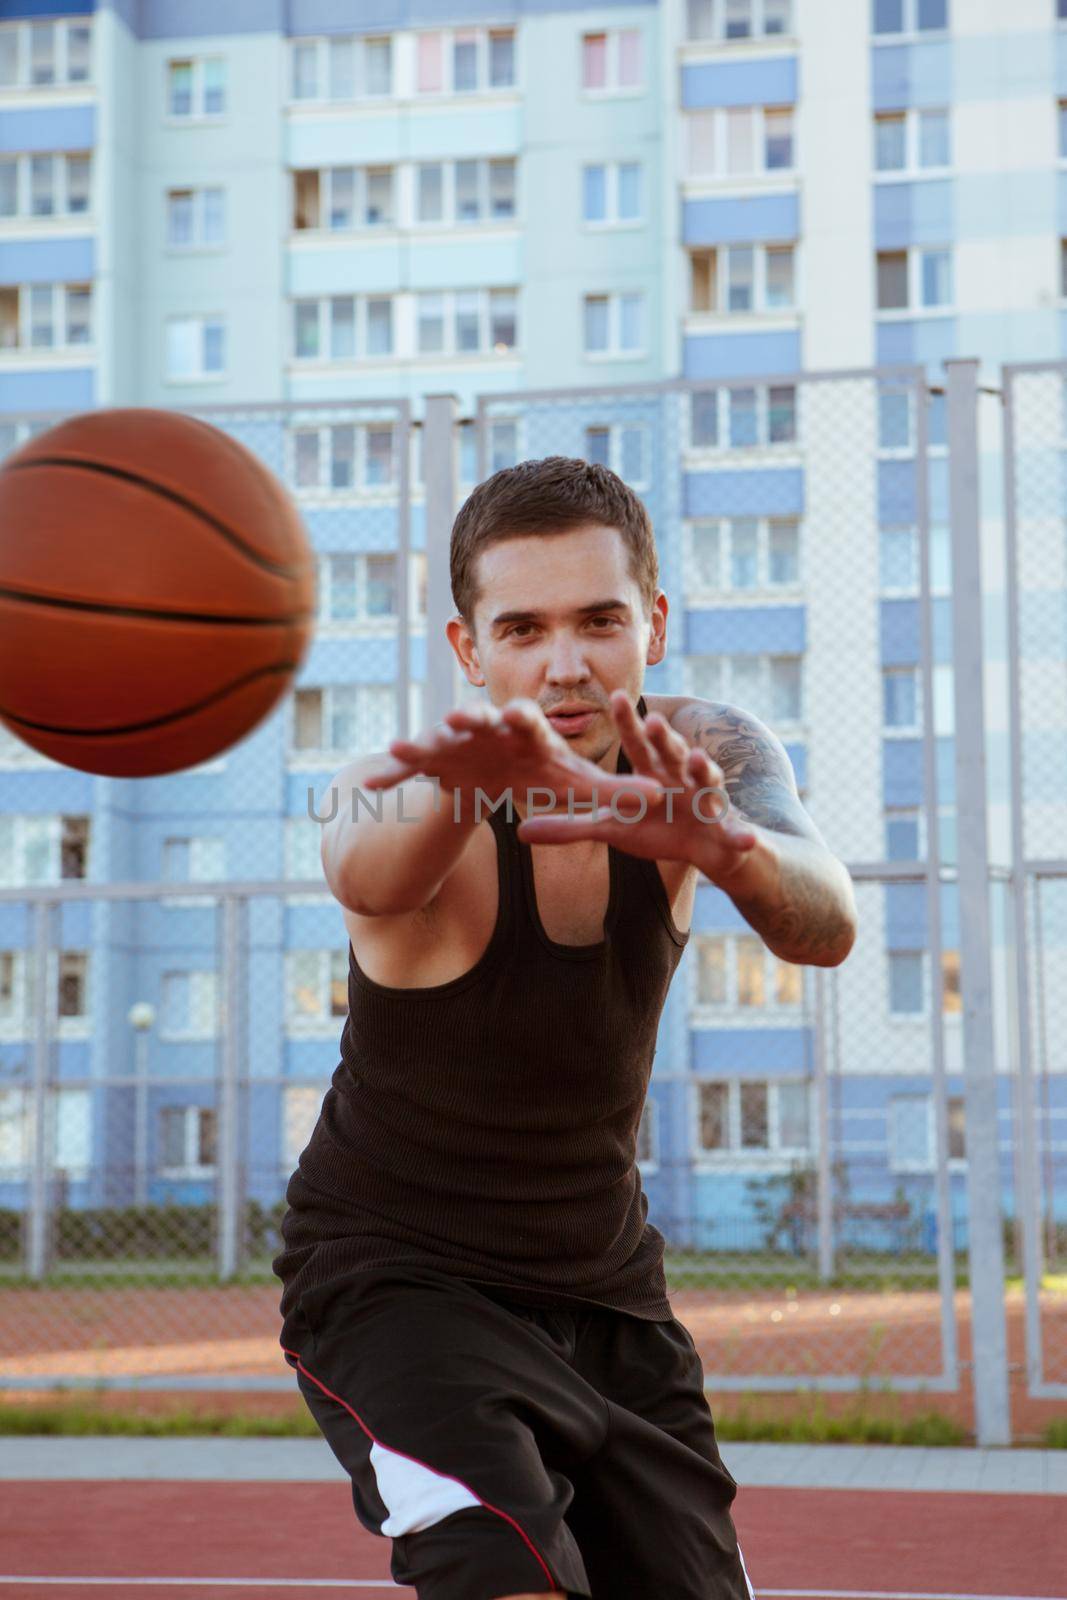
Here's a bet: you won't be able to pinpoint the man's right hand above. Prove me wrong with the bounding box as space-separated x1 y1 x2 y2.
361 697 664 814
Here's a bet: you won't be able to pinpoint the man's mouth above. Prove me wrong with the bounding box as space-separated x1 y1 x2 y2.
546 709 598 736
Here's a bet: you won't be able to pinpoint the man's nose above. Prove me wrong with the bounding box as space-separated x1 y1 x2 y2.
544 635 591 681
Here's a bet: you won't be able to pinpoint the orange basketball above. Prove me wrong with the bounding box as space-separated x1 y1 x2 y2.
0 407 316 778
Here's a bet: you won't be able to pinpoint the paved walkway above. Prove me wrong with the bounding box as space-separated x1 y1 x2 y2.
4 1438 1066 1493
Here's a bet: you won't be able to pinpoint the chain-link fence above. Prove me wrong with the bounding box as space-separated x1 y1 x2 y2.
0 366 1061 1444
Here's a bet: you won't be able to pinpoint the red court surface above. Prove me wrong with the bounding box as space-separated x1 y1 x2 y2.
1 1482 1063 1600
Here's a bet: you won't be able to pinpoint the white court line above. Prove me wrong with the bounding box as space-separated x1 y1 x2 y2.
1 1584 1064 1600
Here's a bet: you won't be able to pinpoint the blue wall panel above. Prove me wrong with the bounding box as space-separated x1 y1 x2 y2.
692 1027 811 1075
873 180 953 250
684 330 801 379
0 105 95 151
0 0 91 15
876 316 956 367
685 604 805 656
681 55 797 110
684 192 799 247
121 0 655 37
684 466 803 518
0 366 94 412
0 236 94 286
871 40 952 111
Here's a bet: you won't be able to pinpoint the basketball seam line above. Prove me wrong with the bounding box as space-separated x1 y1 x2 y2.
0 583 314 627
1 661 298 738
4 456 311 581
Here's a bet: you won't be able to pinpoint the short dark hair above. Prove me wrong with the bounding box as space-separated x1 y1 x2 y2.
450 455 659 633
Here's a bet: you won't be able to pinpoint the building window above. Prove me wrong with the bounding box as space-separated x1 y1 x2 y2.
696 1078 810 1156
686 0 792 40
0 151 92 219
292 165 396 231
414 288 517 356
166 186 225 248
694 933 803 1009
889 951 923 1014
165 315 226 380
160 836 225 908
456 418 521 484
636 1098 657 1166
874 108 951 172
582 291 645 356
291 685 399 758
291 425 399 496
1060 238 1067 298
688 385 797 450
883 666 919 730
0 18 92 88
0 815 90 885
285 949 349 1030
166 56 226 119
0 282 92 352
876 247 953 311
889 1092 965 1171
316 552 400 623
0 1085 90 1178
282 1084 321 1166
414 27 515 95
687 652 802 724
413 158 517 225
686 106 795 177
285 816 325 885
689 244 795 314
160 972 218 1040
160 1106 217 1175
582 423 649 487
582 162 642 224
289 34 393 101
0 947 89 1035
873 0 948 33
292 295 396 362
686 516 801 594
581 28 643 92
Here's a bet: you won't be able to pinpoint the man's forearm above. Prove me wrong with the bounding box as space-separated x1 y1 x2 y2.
702 826 857 967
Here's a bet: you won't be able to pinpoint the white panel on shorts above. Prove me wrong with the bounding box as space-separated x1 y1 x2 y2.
737 1540 757 1600
370 1438 482 1535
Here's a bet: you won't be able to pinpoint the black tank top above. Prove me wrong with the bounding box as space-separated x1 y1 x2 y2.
273 696 690 1332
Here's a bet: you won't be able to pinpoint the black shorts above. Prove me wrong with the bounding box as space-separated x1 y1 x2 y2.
281 1264 756 1600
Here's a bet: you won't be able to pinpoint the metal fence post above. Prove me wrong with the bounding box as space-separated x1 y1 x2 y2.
216 893 244 1281
423 394 458 728
945 358 1011 1445
26 898 52 1280
813 968 834 1281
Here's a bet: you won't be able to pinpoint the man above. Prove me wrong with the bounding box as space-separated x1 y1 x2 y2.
273 456 857 1600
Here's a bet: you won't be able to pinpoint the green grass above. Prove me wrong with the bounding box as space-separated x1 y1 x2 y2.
713 1401 968 1448
1044 1417 1067 1449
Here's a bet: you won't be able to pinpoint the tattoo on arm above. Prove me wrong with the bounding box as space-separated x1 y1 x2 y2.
672 700 857 964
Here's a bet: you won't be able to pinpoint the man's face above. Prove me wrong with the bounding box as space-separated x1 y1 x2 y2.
448 522 668 766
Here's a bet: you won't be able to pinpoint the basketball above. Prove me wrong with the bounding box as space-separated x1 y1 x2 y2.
0 407 316 778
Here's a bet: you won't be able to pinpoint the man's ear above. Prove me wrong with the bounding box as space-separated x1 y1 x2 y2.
446 614 485 687
646 591 668 667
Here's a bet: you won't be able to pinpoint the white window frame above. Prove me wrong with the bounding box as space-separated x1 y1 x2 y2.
875 246 954 315
581 160 644 226
412 157 518 229
688 242 797 316
0 1084 90 1178
159 971 219 1042
685 105 796 179
872 107 952 176
872 0 950 40
284 817 329 902
414 287 519 358
0 150 92 221
291 164 397 234
290 294 396 364
0 17 93 90
580 27 644 94
692 1076 812 1163
684 652 804 728
684 516 801 596
691 931 806 1014
0 814 90 885
160 836 225 909
882 665 921 734
289 683 402 764
0 281 92 353
164 314 226 383
158 1104 217 1178
582 422 651 489
164 55 227 121
582 291 646 359
684 0 794 44
455 415 524 485
413 27 517 97
287 34 394 103
636 1096 658 1171
285 948 349 1035
165 184 226 250
282 1083 322 1167
288 422 399 498
685 384 799 452
316 550 401 629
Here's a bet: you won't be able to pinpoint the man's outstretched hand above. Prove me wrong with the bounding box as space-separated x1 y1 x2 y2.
361 694 665 813
515 689 758 884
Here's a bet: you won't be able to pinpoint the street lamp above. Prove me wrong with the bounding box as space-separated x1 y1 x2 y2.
127 1001 155 1208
